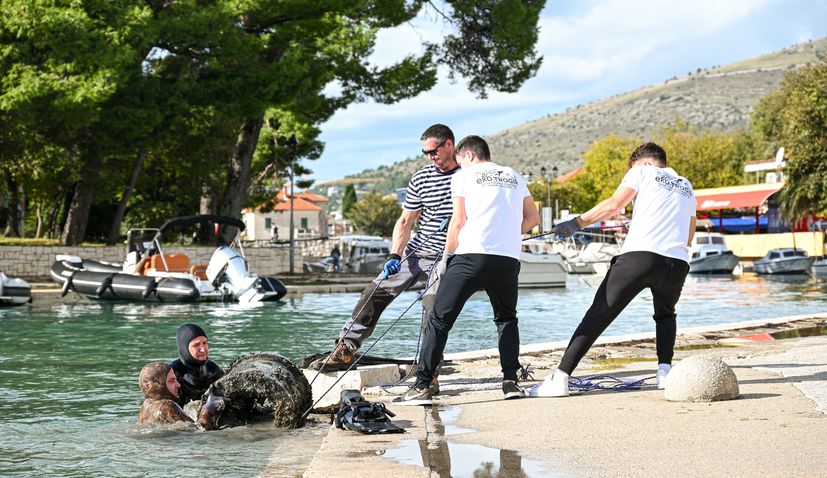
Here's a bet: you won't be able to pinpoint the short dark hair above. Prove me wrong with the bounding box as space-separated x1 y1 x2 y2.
456 135 490 161
420 124 455 143
629 142 667 165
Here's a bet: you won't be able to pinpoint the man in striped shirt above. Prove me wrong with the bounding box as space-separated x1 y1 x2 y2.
309 124 460 381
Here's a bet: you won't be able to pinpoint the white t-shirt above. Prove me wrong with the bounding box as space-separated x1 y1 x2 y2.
452 162 531 260
618 166 696 262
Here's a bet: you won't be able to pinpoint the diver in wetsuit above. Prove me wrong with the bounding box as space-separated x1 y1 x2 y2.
138 362 192 425
170 324 224 406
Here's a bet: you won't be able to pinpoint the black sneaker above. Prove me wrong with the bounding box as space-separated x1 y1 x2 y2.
392 386 433 406
502 380 526 400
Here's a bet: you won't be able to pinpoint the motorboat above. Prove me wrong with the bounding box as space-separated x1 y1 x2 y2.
0 272 31 306
302 235 391 274
689 232 741 274
812 257 827 278
50 215 287 303
753 248 814 275
518 240 568 288
562 241 618 275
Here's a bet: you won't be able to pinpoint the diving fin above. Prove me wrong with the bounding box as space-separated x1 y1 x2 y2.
334 389 404 434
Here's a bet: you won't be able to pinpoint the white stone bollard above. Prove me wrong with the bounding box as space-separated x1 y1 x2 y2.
664 356 739 402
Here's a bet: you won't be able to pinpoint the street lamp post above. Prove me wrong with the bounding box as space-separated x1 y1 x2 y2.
286 134 298 275
552 165 559 223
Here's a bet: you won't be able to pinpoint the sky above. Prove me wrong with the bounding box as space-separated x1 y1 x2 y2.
308 0 827 184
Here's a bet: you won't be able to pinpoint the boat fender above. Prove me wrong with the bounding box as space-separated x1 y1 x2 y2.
96 275 114 297
60 273 75 297
142 280 157 299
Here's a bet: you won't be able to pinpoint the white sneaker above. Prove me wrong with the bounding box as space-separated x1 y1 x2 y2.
528 372 569 397
656 363 671 389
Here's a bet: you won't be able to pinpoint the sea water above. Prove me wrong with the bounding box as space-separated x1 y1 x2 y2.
1 273 825 476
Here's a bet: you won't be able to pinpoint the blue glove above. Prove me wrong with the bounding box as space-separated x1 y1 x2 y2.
438 217 450 231
552 216 582 238
383 254 402 278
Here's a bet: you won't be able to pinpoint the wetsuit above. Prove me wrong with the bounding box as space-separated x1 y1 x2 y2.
170 324 224 405
138 362 191 425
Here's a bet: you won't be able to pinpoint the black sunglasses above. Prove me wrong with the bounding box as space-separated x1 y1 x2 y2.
422 138 448 157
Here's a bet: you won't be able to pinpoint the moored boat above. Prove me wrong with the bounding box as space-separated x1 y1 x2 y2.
0 272 31 306
812 257 827 278
689 232 741 274
753 248 814 275
518 249 567 288
50 215 287 303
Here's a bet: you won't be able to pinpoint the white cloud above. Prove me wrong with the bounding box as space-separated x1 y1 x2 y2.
314 0 825 182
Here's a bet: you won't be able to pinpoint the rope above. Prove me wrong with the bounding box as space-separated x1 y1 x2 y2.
568 374 654 392
306 219 449 387
380 373 655 393
301 276 442 417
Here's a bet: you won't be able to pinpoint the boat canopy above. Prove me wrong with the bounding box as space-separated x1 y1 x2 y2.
694 182 783 211
158 215 246 233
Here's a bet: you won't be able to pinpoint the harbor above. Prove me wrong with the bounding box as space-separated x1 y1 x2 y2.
2 274 827 476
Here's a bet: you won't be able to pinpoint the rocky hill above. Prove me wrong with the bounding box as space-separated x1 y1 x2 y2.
326 37 827 194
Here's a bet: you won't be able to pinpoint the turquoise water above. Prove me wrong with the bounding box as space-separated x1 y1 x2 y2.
1 273 826 476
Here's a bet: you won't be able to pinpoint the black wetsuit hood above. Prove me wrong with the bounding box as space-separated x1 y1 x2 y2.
170 323 224 405
176 323 207 368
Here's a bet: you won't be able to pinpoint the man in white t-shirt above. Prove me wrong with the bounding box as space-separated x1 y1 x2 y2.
531 142 696 397
395 135 540 405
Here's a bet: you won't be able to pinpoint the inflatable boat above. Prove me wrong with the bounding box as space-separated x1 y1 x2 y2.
50 215 287 303
0 272 31 306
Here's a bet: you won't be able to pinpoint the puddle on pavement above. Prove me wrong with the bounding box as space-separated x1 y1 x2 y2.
770 325 827 340
383 406 562 477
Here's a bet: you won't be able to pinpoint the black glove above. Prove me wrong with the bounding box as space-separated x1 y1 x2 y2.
552 216 582 238
202 392 229 415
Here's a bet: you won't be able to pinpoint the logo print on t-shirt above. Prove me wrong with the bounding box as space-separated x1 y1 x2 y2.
654 171 693 198
475 169 518 188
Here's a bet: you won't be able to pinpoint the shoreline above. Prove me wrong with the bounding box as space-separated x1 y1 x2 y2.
299 313 827 477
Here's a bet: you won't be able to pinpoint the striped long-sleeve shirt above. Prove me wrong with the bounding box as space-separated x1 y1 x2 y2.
404 164 460 255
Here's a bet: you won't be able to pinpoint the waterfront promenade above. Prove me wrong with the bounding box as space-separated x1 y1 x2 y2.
297 313 827 478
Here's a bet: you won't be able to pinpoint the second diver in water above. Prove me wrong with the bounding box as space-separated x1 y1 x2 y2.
138 362 193 425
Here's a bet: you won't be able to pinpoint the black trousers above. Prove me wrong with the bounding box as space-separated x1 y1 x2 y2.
558 251 689 375
416 254 522 388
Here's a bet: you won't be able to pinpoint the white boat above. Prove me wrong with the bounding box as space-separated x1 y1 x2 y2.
0 272 31 306
563 241 619 275
753 248 814 275
689 232 740 274
812 257 827 278
51 215 287 303
518 248 568 288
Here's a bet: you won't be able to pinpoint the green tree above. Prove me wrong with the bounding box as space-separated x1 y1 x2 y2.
655 123 759 189
2 1 546 243
342 184 358 219
751 62 827 218
347 193 401 236
570 135 640 210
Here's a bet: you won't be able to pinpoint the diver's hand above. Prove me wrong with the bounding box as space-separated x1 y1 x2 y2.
382 254 402 279
203 392 228 415
552 217 582 238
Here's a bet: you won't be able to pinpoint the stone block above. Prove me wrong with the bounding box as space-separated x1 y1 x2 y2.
303 364 401 411
664 356 739 402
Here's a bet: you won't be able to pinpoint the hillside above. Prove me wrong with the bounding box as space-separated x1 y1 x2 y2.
325 37 827 195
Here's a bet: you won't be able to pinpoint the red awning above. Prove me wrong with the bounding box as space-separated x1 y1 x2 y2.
694 182 783 211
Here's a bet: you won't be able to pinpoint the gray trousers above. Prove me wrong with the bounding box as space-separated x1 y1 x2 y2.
338 251 441 350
